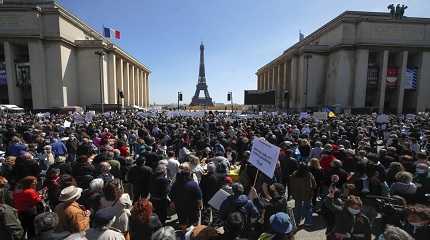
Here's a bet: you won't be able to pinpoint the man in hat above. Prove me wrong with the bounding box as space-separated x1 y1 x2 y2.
55 186 90 233
85 210 124 240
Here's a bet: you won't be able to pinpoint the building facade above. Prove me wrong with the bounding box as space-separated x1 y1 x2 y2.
256 11 430 113
0 0 150 110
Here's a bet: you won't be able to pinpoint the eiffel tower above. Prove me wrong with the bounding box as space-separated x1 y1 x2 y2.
190 42 214 106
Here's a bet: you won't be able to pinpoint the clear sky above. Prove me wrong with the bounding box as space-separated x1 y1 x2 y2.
58 0 429 105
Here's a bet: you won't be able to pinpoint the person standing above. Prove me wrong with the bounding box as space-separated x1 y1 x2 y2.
127 157 153 201
150 164 170 223
13 176 42 238
170 163 203 228
55 186 90 233
0 188 24 240
289 164 316 228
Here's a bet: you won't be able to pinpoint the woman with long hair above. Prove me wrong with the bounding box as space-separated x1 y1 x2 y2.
129 198 161 240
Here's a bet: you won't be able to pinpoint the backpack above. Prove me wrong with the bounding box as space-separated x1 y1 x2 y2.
231 201 251 232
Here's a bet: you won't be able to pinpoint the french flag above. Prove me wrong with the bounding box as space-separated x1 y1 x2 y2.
103 27 121 39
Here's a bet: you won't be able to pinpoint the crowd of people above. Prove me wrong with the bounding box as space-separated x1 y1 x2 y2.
0 110 429 240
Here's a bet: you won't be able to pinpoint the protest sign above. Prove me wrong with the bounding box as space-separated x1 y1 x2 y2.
376 114 389 124
313 112 328 121
63 120 71 128
36 112 50 118
299 112 310 120
73 113 85 124
248 138 280 179
85 112 95 122
208 189 231 210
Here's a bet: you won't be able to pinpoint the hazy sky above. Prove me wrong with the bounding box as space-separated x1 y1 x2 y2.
58 0 429 105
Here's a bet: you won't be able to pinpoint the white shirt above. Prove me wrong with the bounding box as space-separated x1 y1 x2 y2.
167 157 180 180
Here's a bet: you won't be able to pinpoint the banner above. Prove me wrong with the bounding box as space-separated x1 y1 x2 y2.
0 63 6 86
208 189 231 210
376 114 389 124
248 138 280 179
299 112 310 120
313 112 328 121
405 67 417 90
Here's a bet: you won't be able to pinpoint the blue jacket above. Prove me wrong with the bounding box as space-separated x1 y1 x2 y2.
51 139 68 157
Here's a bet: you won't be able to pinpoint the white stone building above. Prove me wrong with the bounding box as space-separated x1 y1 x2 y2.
0 0 150 110
256 11 430 113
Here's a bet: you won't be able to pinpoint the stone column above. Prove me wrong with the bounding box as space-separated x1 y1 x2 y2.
257 74 261 90
129 65 135 106
265 71 269 90
145 72 150 108
417 52 430 112
271 67 275 90
290 57 298 108
28 40 47 109
140 71 144 106
123 62 130 106
107 53 117 104
116 57 124 107
277 64 281 108
135 68 140 106
397 51 408 114
283 62 287 109
378 50 389 113
4 41 22 106
353 49 369 108
263 72 266 90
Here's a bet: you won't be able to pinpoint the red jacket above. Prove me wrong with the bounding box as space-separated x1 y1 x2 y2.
320 154 336 171
13 188 42 212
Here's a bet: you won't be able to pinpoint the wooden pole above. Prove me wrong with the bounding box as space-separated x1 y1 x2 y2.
253 170 259 187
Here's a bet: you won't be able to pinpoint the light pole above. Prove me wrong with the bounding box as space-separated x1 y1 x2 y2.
304 54 312 111
177 92 182 111
227 91 233 113
95 50 106 112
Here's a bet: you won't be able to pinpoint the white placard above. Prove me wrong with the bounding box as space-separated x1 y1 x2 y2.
208 189 231 211
313 112 328 121
248 138 280 179
376 114 389 123
299 112 310 120
73 113 84 124
63 120 71 128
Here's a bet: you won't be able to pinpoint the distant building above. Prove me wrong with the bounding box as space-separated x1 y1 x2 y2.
0 0 150 110
256 11 430 113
